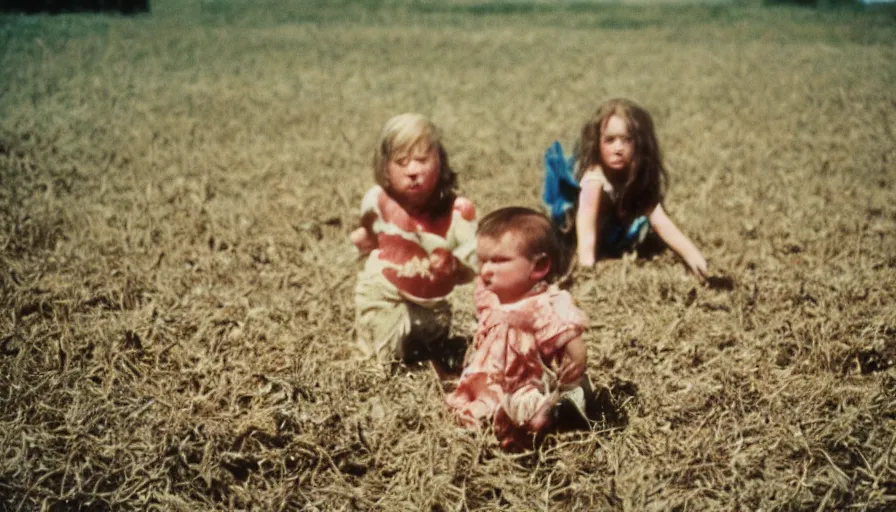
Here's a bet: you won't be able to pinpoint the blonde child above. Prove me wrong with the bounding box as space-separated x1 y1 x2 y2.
446 207 589 450
543 98 708 279
351 113 477 365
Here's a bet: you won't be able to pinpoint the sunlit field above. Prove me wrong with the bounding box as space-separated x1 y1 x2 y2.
2 1 895 510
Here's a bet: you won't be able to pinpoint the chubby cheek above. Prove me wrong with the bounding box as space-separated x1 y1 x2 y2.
477 263 492 283
602 142 620 157
420 167 441 192
387 164 407 186
487 266 512 289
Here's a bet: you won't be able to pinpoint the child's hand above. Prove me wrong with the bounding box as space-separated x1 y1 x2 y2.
350 227 377 256
686 253 708 281
429 248 456 278
351 211 379 256
558 336 587 385
558 358 585 385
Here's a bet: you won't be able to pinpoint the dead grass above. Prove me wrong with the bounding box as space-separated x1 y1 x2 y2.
1 1 895 510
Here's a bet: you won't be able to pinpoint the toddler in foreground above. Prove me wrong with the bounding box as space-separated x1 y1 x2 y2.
351 113 477 365
446 207 589 450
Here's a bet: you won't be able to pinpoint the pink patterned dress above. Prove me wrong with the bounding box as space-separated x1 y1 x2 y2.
446 278 588 447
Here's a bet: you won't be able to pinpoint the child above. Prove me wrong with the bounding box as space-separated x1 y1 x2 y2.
445 207 589 450
351 113 477 365
543 98 708 280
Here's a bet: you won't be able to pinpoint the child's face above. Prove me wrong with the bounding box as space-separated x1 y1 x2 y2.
477 232 543 304
387 143 441 212
599 114 634 174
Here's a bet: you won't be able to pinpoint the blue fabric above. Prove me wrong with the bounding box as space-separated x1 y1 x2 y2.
602 215 649 254
543 141 649 254
542 141 579 227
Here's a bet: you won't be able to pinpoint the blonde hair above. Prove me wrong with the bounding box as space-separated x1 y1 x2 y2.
575 98 667 221
372 113 458 215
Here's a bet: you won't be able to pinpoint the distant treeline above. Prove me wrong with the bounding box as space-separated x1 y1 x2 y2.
0 0 149 14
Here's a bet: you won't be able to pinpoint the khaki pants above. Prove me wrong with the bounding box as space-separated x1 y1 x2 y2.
355 276 451 364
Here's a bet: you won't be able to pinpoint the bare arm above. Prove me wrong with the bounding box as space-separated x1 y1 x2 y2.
447 197 478 285
558 335 587 385
648 204 707 280
350 210 378 256
575 179 603 267
451 259 477 285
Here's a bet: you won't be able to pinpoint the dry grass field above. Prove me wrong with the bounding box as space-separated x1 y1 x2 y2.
2 1 896 510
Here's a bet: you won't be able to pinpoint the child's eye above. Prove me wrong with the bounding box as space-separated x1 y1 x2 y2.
395 157 409 166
